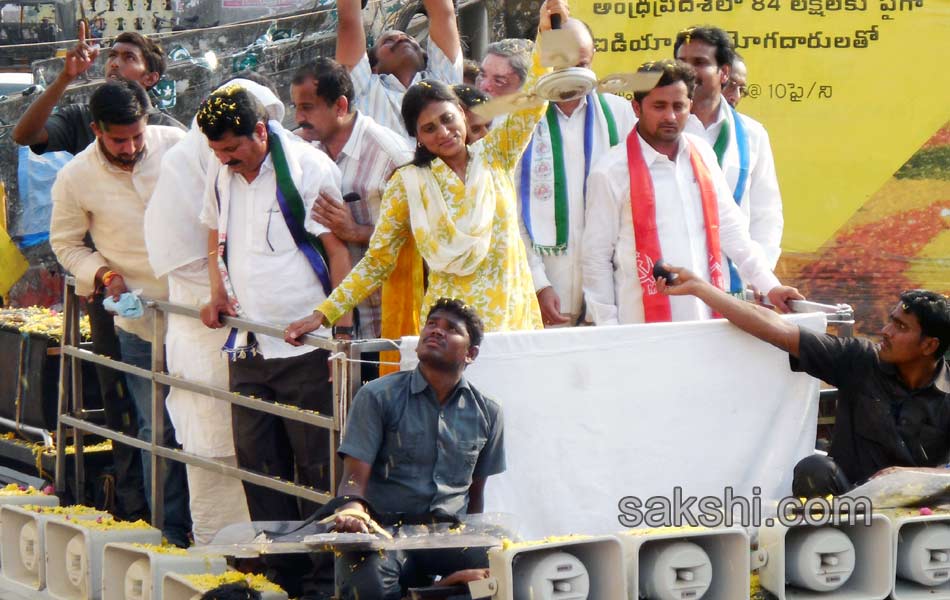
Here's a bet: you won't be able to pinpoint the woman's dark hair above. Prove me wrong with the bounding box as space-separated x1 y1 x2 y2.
89 79 151 129
401 79 461 167
196 84 268 141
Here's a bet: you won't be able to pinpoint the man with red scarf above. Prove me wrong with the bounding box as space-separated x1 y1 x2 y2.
582 59 800 325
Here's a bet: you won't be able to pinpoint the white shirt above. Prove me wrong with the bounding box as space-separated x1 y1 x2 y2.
200 145 342 359
519 93 637 320
685 96 783 267
582 132 780 325
350 37 462 140
314 112 413 338
50 125 185 342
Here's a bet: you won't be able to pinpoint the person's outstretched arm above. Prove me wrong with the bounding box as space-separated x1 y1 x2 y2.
13 22 98 148
335 0 366 70
658 265 801 357
423 0 461 64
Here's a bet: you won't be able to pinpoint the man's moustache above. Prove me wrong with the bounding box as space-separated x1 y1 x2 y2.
226 159 241 166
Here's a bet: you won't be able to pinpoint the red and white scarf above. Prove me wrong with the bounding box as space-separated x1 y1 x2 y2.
627 131 725 322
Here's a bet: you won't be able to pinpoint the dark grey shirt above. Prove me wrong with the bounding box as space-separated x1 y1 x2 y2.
338 367 505 517
30 102 184 156
791 327 950 483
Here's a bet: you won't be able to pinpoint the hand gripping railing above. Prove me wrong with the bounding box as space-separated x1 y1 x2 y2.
55 278 350 531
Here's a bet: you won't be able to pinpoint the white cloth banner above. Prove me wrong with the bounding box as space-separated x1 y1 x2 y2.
400 313 826 539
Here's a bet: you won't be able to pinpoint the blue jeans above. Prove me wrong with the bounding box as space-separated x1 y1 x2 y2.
117 329 191 546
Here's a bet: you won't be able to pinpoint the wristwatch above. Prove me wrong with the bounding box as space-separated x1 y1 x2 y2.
332 325 355 337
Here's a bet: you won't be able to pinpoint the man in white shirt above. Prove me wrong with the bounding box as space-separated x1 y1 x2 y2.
518 18 637 326
334 0 462 139
195 86 352 593
675 26 783 275
197 85 354 595
583 59 801 325
290 58 413 348
144 77 283 545
50 79 191 547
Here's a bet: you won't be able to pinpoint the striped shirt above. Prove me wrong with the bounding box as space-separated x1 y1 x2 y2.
315 112 414 338
350 38 462 140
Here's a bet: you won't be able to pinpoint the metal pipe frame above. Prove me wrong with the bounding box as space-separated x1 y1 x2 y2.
55 280 345 529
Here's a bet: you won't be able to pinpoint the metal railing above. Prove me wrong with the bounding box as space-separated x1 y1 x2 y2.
54 278 351 530
52 282 855 529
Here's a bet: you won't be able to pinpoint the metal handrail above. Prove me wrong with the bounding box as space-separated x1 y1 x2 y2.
55 279 349 530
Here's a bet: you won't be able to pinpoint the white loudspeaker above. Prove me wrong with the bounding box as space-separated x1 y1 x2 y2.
0 504 106 592
101 542 228 600
618 526 749 600
0 491 59 527
161 571 289 600
485 534 627 600
758 513 892 599
45 517 162 600
888 510 950 599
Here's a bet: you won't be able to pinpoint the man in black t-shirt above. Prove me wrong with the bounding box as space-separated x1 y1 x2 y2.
13 24 183 154
656 265 950 497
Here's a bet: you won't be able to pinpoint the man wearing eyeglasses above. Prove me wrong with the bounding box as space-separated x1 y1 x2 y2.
476 38 534 98
724 54 748 108
674 27 783 287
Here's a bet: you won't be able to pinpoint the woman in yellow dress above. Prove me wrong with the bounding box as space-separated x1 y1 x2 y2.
287 1 569 342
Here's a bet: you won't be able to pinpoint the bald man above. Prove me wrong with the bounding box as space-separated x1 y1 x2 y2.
518 18 637 327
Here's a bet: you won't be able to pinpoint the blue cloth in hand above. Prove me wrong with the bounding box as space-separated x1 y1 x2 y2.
103 292 144 319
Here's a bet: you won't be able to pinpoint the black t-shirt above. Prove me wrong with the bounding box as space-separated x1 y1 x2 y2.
791 327 950 484
30 102 185 156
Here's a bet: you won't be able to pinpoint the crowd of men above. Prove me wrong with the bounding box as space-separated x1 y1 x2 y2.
14 0 950 596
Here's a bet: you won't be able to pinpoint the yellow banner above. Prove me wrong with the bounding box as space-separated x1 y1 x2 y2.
0 225 28 298
578 0 950 332
0 182 28 298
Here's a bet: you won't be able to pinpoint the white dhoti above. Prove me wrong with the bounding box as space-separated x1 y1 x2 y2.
165 264 250 544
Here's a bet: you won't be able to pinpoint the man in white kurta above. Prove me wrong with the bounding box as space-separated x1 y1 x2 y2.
144 78 282 545
517 18 637 327
675 26 783 269
582 59 800 326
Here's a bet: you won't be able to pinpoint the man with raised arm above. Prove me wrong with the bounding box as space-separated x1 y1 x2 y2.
334 0 462 139
13 25 182 154
657 266 950 497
